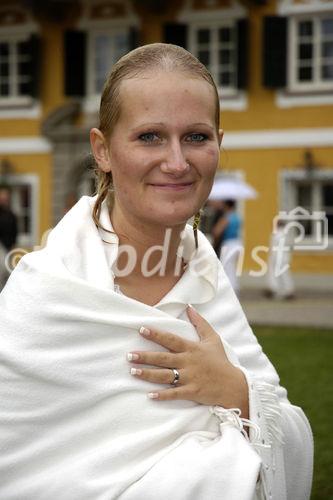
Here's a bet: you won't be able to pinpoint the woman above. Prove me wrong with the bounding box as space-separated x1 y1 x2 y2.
0 44 312 499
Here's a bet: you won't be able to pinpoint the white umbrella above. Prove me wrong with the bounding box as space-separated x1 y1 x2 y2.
208 178 258 200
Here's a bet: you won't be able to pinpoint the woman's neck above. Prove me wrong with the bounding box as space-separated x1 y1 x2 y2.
110 204 186 279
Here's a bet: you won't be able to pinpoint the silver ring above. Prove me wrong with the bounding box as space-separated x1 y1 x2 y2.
170 368 180 386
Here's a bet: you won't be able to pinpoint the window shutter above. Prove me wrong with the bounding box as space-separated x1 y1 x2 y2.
129 27 140 50
263 16 287 88
21 34 41 98
163 23 188 49
236 18 249 89
64 30 87 97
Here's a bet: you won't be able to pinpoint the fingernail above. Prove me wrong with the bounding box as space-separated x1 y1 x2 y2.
130 368 142 376
147 392 159 399
127 352 139 361
187 304 197 315
139 327 151 336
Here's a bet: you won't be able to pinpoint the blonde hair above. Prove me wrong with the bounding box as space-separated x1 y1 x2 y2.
92 42 220 229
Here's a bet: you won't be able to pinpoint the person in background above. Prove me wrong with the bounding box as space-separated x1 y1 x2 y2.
206 199 225 256
0 185 18 290
211 199 243 295
265 218 295 300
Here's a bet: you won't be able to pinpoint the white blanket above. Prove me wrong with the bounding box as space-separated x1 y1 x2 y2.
0 196 313 500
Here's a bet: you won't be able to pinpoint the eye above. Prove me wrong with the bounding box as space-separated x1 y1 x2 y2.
187 133 208 142
138 132 160 143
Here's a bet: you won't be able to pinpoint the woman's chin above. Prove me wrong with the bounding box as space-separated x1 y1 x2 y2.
149 210 198 229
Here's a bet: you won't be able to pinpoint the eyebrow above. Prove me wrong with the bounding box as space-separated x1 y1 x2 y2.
130 122 215 132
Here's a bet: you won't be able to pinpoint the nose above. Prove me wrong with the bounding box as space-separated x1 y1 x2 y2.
160 140 190 176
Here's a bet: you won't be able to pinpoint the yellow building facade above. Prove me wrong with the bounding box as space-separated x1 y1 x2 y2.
0 0 332 273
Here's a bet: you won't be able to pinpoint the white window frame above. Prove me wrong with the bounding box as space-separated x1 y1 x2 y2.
178 0 248 111
280 169 333 251
277 0 333 106
86 25 131 105
5 173 39 247
189 20 239 98
0 22 38 109
288 14 333 93
78 0 139 115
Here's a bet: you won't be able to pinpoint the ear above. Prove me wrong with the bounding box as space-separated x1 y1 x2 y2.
90 128 112 173
218 128 224 147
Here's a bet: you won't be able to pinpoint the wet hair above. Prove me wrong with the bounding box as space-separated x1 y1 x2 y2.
92 42 220 230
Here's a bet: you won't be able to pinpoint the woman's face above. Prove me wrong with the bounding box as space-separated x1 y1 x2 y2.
93 71 223 229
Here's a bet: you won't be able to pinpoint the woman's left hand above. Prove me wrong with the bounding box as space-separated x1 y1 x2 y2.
127 306 249 417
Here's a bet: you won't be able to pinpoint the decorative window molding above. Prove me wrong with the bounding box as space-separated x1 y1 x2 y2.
280 168 333 251
177 0 248 110
278 0 333 16
178 0 246 22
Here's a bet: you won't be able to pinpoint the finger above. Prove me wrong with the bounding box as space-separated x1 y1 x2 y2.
186 305 217 341
130 366 183 386
148 385 191 401
127 351 183 368
139 326 194 353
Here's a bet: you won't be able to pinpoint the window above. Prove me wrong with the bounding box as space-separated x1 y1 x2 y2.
6 174 39 247
171 1 248 109
289 14 333 91
0 34 36 105
190 22 238 95
87 29 130 96
294 180 333 240
282 171 333 248
68 0 140 112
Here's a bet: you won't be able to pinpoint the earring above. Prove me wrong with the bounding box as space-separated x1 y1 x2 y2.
193 211 201 250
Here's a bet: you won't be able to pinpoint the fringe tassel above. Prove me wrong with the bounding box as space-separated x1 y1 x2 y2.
209 406 261 444
210 406 271 499
254 381 284 446
210 381 284 500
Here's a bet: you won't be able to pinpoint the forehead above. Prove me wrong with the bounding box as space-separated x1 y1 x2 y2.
117 72 216 126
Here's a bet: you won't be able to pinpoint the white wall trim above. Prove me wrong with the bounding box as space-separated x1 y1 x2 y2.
78 0 139 29
0 102 41 119
220 92 248 111
0 137 52 154
276 91 333 108
222 128 333 150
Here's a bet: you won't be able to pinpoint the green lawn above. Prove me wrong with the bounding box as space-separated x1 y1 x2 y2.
254 326 333 500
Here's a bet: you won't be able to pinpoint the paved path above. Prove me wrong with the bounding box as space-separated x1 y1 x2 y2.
238 288 333 329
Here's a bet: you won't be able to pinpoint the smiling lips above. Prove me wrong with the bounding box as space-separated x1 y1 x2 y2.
149 182 194 191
